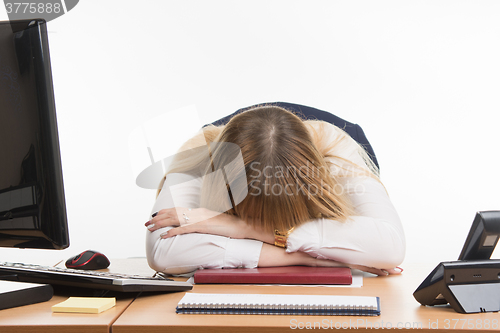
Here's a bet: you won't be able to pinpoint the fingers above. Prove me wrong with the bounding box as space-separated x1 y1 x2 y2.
145 209 181 232
160 223 201 239
362 267 388 276
366 267 403 276
159 218 230 239
348 264 403 276
160 228 176 238
384 267 403 275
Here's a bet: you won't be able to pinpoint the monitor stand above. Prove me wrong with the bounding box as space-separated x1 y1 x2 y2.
0 279 53 310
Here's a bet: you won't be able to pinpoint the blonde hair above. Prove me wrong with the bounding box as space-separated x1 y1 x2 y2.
158 105 378 233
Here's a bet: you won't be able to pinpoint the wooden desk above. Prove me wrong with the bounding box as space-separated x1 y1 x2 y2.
0 294 133 333
0 258 154 333
3 260 500 332
112 262 500 333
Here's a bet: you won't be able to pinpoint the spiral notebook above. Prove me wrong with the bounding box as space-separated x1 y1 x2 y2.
176 293 380 316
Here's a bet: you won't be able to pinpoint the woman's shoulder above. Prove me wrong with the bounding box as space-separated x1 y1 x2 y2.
303 120 356 155
304 120 374 175
177 125 224 151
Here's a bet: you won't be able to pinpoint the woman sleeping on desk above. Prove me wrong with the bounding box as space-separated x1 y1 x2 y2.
144 104 405 276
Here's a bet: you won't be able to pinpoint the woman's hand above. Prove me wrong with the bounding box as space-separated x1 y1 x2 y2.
148 208 274 243
296 256 403 277
159 211 253 240
347 264 402 276
257 243 402 277
302 255 403 276
145 207 220 232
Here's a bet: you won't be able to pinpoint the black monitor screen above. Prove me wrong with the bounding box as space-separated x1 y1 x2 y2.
0 19 69 249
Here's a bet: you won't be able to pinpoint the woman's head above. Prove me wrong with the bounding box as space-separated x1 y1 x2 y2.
201 105 355 232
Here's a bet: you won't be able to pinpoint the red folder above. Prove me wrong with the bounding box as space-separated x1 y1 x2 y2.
193 266 352 285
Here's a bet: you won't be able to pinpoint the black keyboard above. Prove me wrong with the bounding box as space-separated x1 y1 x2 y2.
0 262 192 293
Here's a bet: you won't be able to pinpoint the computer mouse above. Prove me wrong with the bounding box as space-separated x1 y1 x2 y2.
65 250 110 270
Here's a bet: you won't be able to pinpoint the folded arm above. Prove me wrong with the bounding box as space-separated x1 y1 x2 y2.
146 173 265 274
146 173 401 275
286 176 405 269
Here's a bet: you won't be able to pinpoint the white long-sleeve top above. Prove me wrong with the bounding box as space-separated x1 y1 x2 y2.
146 121 405 274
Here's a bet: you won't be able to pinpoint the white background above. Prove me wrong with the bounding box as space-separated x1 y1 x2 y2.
1 1 500 267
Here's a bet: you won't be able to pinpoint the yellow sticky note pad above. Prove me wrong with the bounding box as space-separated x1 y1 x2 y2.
52 297 116 314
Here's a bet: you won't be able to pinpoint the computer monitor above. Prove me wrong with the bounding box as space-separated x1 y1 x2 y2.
0 19 69 250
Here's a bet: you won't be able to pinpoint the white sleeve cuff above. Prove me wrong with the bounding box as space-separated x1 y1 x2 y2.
286 221 321 255
223 238 263 268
